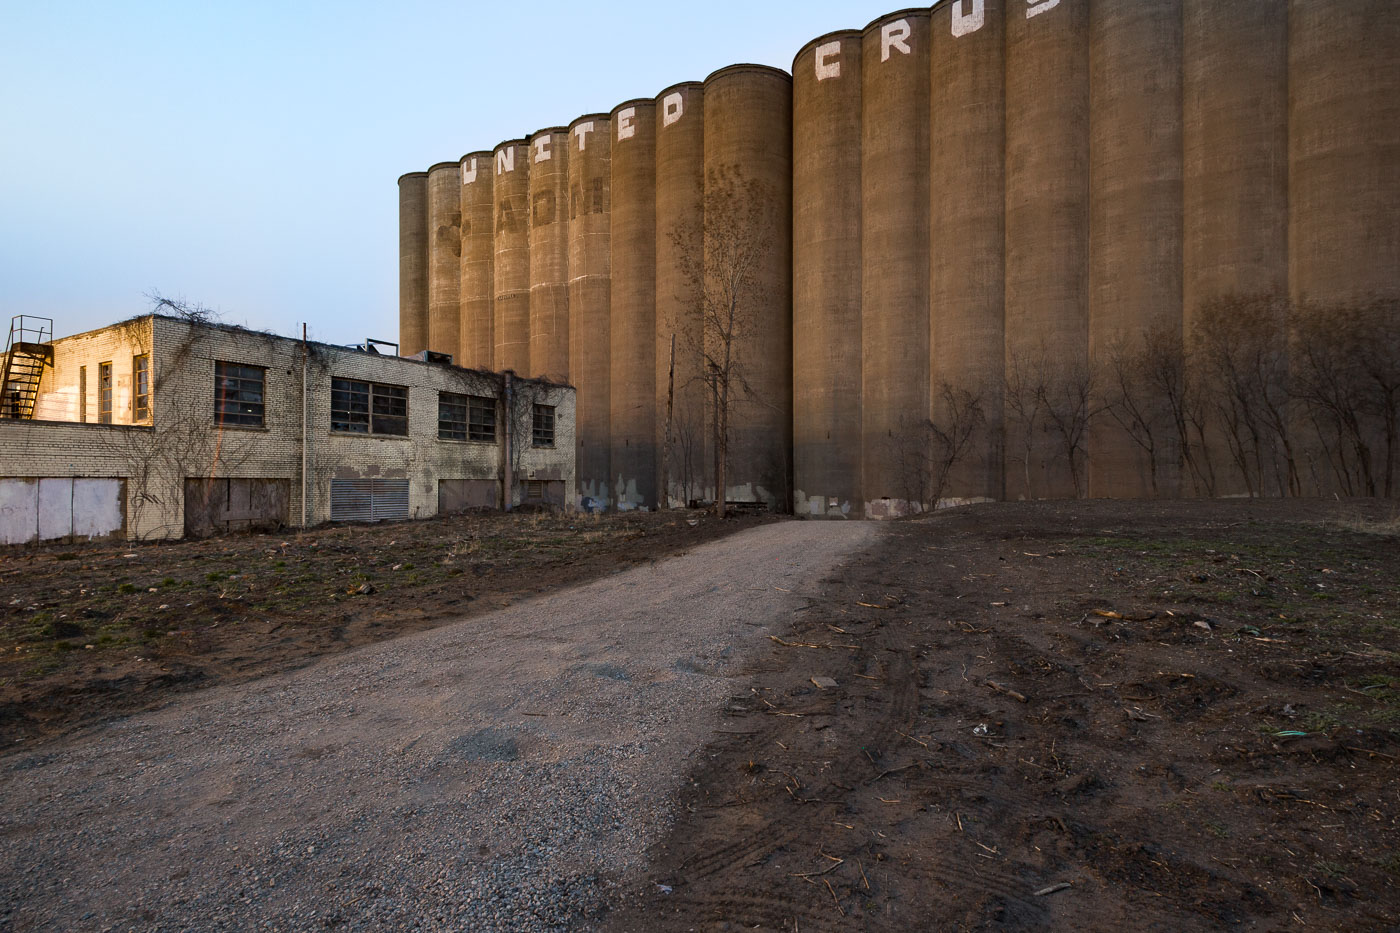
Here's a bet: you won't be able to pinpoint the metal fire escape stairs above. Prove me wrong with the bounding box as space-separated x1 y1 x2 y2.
1 316 54 420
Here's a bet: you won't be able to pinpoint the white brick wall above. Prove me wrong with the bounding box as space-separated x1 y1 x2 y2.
0 315 576 540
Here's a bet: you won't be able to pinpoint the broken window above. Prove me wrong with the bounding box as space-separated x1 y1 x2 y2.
214 361 265 427
532 403 555 447
98 362 112 424
332 378 407 436
133 354 150 421
439 392 496 442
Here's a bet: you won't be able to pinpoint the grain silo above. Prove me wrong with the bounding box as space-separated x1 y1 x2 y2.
654 81 709 508
703 65 794 511
1181 1 1288 499
861 10 930 517
609 100 658 510
493 140 531 375
1003 0 1090 500
528 128 570 383
458 151 495 371
929 0 1005 503
568 114 613 507
398 172 429 358
426 162 463 362
1182 1 1288 329
1288 0 1400 306
792 31 862 518
1086 0 1184 499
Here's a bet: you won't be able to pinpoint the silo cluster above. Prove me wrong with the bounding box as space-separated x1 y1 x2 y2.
400 0 1399 514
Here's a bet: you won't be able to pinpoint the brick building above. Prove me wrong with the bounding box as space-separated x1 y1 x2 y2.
0 314 575 543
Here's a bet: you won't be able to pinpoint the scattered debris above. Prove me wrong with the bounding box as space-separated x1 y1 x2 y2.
811 676 838 689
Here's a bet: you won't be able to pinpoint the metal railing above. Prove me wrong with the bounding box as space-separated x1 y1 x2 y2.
5 315 54 350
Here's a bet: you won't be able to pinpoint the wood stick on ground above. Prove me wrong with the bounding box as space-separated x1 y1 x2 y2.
1034 882 1072 897
823 878 845 916
769 635 860 650
986 680 1029 703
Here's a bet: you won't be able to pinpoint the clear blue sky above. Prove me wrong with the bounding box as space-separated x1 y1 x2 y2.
0 0 919 347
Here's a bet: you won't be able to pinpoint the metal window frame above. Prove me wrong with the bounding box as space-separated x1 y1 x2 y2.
532 403 555 448
133 353 150 421
214 361 266 427
468 394 496 442
438 391 468 440
98 361 113 424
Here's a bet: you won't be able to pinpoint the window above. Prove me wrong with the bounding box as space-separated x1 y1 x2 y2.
133 354 150 421
98 362 112 424
532 403 555 447
78 366 87 422
438 392 496 442
332 378 407 435
214 361 265 427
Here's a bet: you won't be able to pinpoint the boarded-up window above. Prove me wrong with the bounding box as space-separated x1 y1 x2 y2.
521 479 565 506
438 479 498 513
330 478 410 522
183 478 290 539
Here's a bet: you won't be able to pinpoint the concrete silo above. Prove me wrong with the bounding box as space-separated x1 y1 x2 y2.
398 172 429 358
654 82 709 508
861 10 930 517
792 31 862 518
609 100 658 510
1086 0 1184 499
1003 0 1090 500
930 0 1005 503
1181 0 1288 498
528 128 570 383
427 162 463 362
1288 0 1400 306
493 140 531 375
458 151 495 371
703 65 794 511
568 114 613 507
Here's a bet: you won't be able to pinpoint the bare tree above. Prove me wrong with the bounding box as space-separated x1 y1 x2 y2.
1038 360 1097 499
1192 295 1298 497
1004 348 1048 500
890 383 986 512
1099 335 1175 497
668 165 777 518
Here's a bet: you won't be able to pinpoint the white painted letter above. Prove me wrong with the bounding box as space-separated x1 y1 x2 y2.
496 147 514 175
1026 0 1061 19
533 135 552 162
574 121 594 151
662 92 683 127
952 0 985 37
881 19 911 61
463 156 478 184
814 40 842 80
617 106 636 140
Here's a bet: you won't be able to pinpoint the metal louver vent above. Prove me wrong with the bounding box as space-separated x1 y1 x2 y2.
330 478 409 522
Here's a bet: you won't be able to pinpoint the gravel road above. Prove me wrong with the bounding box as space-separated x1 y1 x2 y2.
0 520 877 932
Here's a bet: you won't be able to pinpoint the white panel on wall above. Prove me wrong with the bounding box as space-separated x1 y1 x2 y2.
0 479 38 545
37 478 73 541
72 478 124 539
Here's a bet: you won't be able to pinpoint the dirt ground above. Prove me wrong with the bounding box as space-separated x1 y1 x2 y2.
606 499 1400 932
0 509 770 747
